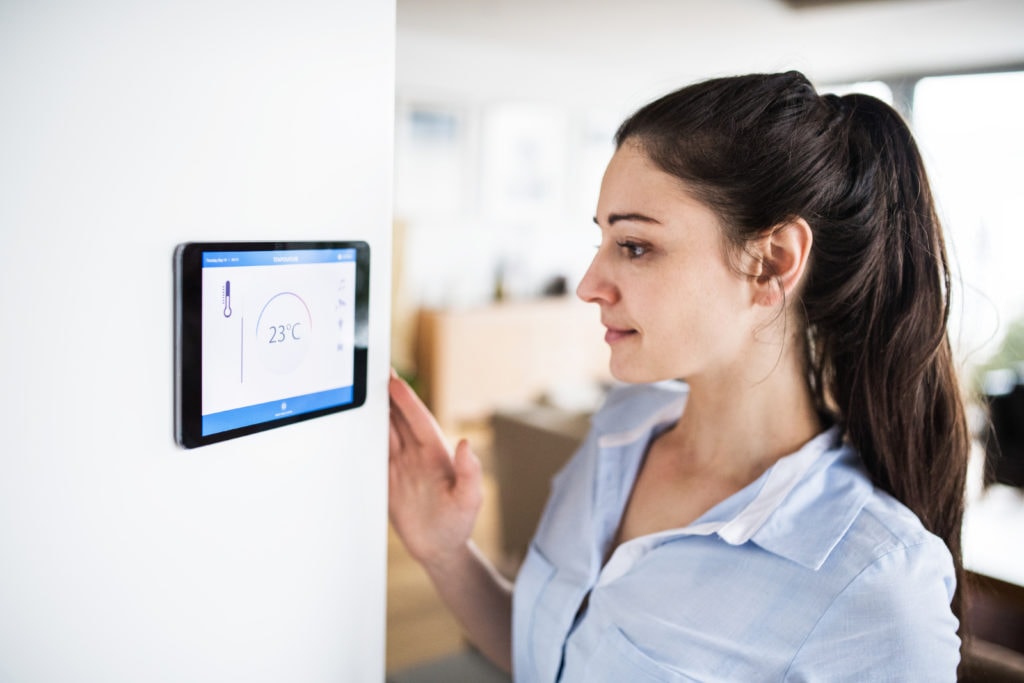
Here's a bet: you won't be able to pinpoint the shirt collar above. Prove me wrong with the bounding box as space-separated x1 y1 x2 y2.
592 384 873 572
591 381 689 445
716 427 840 547
747 437 873 570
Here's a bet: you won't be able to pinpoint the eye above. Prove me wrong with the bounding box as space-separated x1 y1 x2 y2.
617 240 650 259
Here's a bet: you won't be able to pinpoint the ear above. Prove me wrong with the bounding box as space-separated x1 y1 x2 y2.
748 218 813 308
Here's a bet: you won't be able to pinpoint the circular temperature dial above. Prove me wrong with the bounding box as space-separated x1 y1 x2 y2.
255 292 313 374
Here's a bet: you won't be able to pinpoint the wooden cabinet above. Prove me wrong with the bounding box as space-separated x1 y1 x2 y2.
415 298 611 428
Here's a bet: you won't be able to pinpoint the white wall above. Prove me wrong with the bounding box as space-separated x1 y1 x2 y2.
0 1 393 681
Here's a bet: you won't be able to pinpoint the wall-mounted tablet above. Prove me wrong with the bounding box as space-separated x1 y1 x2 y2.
174 241 369 448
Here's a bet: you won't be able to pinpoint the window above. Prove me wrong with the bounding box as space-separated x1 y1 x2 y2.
912 71 1024 377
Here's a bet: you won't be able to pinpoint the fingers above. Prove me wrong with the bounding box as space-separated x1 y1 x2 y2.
452 438 483 511
388 371 421 454
389 414 403 455
453 438 480 477
389 371 447 450
389 394 412 451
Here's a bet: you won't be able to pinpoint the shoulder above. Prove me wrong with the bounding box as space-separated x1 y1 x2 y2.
837 485 958 624
843 494 956 607
783 481 960 680
788 538 959 680
756 439 954 582
828 464 956 600
747 441 959 678
855 489 954 573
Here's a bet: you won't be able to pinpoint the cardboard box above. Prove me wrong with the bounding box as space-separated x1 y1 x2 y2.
491 406 592 571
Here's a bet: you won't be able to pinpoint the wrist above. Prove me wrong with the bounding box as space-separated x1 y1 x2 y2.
420 540 478 579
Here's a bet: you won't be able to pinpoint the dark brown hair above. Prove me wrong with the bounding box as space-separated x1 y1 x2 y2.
616 71 970 621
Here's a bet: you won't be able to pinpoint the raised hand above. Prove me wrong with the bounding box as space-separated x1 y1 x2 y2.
388 370 483 569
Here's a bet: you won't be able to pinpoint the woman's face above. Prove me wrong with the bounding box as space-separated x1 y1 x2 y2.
577 142 760 385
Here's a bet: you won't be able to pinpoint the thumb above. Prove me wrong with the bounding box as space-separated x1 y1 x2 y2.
451 438 483 511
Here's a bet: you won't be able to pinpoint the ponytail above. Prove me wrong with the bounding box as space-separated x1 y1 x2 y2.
616 72 970 621
803 94 969 619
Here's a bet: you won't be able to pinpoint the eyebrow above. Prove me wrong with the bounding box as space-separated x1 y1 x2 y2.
593 213 662 227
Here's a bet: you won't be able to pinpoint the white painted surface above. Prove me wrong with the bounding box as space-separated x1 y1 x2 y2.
0 1 394 681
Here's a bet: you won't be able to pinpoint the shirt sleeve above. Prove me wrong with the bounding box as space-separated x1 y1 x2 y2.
784 536 960 682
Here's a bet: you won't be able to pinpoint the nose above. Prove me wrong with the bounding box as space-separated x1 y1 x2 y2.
576 249 617 305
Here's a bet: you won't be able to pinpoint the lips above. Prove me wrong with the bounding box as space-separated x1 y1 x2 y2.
603 325 637 344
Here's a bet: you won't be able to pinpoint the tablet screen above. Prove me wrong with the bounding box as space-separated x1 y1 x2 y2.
175 241 369 448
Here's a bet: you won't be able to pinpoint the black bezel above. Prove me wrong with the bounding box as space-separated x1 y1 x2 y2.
174 241 370 449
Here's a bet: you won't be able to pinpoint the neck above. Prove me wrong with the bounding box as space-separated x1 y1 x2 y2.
666 338 823 485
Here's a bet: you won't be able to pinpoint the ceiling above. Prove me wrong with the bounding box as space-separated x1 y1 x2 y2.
396 0 1024 107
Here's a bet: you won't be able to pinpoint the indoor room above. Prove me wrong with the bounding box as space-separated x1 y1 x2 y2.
386 0 1024 681
1 1 1022 682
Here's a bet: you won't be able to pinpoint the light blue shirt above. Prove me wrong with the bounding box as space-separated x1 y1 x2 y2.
512 381 959 682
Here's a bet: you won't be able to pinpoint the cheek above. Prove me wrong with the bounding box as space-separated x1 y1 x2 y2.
653 271 749 347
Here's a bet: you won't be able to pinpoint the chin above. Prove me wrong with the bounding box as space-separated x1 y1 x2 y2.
608 361 670 385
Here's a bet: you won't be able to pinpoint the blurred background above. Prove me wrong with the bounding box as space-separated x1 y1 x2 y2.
392 0 1024 379
386 0 1024 679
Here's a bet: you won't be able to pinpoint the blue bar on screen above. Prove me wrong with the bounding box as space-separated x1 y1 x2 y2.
202 385 354 436
203 249 356 268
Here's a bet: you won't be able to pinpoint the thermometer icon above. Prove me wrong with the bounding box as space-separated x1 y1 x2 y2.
223 281 233 318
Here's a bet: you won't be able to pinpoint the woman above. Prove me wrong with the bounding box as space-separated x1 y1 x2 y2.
389 71 968 681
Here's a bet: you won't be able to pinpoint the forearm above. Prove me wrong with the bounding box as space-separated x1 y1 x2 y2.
421 540 514 672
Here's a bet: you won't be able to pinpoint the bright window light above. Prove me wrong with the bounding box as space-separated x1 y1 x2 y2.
913 71 1024 379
